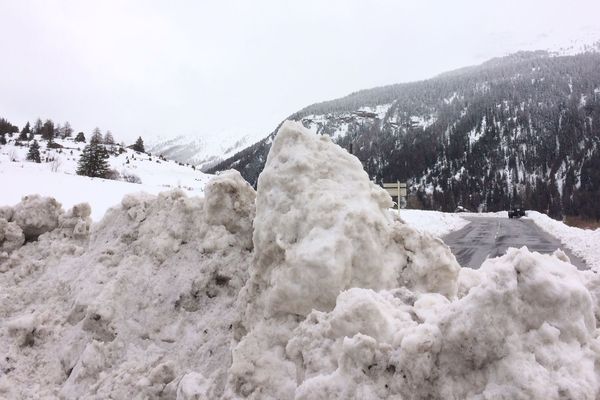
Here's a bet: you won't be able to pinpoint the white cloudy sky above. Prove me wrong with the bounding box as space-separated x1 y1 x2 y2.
1 0 599 143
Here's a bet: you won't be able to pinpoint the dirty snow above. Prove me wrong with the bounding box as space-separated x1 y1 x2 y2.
0 171 255 399
2 121 600 399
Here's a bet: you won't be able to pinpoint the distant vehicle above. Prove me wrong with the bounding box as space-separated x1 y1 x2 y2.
508 207 526 219
454 205 470 213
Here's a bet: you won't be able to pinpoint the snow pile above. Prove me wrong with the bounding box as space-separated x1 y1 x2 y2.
284 248 600 399
528 210 600 270
0 171 255 399
3 121 600 399
251 121 459 315
224 121 461 398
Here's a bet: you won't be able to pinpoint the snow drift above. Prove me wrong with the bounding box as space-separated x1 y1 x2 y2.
2 121 600 399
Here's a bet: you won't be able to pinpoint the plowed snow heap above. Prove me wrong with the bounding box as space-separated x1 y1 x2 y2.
1 121 600 400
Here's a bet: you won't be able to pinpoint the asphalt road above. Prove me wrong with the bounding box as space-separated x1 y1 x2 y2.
443 217 587 270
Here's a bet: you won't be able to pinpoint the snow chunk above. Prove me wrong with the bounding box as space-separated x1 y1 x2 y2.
177 372 210 400
0 206 13 221
251 121 459 317
204 170 256 249
12 195 63 240
58 203 92 240
0 218 25 255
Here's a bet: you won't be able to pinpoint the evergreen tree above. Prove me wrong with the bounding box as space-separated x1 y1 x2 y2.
41 119 54 141
61 121 73 138
0 118 18 135
27 140 41 163
90 127 103 144
54 123 62 139
0 133 6 145
75 132 86 142
104 131 115 145
33 118 43 136
19 122 31 141
76 143 110 178
131 136 145 152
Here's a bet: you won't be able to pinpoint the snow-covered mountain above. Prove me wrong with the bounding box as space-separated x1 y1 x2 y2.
0 136 213 220
148 130 265 171
209 40 600 220
151 32 600 173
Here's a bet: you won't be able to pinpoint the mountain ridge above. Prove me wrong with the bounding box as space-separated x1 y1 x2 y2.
208 45 600 220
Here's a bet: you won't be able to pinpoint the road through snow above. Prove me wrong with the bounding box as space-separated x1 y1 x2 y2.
443 216 588 270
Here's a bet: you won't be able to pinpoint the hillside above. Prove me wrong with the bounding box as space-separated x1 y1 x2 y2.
208 49 600 220
0 135 212 220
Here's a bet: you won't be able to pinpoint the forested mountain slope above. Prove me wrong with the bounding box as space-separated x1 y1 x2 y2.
209 49 600 219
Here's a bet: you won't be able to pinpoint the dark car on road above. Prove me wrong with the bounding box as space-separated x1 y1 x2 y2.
508 207 526 219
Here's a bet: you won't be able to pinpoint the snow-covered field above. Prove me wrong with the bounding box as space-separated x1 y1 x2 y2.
2 122 600 399
0 136 212 220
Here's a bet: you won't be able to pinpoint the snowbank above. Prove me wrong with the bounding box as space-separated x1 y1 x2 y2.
2 121 600 399
399 209 469 237
222 121 461 399
528 211 600 270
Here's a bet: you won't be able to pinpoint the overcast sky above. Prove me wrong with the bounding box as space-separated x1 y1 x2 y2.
1 0 599 143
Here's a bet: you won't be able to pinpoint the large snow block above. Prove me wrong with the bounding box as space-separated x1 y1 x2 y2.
251 120 460 316
204 170 256 250
11 195 62 241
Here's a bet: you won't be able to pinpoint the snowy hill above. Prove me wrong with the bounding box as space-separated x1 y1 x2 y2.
0 136 213 220
148 130 266 171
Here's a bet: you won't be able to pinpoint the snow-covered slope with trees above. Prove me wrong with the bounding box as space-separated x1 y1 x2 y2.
209 45 600 221
0 134 212 220
3 122 600 399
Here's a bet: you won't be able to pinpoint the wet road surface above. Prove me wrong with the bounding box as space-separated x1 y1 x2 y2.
443 217 587 270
